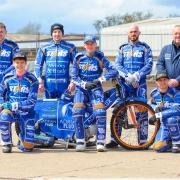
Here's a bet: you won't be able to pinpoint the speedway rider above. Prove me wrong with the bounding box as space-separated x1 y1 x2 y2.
34 23 77 98
0 22 19 82
72 35 117 152
150 73 180 153
106 24 153 148
0 52 38 153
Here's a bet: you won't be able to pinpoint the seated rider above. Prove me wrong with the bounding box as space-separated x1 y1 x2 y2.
0 52 38 153
149 73 180 153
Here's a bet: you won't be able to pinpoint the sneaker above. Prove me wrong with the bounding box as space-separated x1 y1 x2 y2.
97 143 105 152
2 144 12 153
172 144 180 153
105 140 118 148
76 142 86 152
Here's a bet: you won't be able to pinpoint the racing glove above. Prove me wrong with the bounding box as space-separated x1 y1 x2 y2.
3 102 18 111
131 72 140 88
85 81 99 90
149 112 162 125
133 72 140 82
125 73 136 84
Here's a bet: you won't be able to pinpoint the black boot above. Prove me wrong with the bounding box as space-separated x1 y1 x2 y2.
172 144 180 153
2 144 12 153
105 140 118 148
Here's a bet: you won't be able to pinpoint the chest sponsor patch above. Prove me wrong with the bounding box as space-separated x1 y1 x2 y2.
164 53 171 60
79 63 98 71
47 50 68 57
123 51 143 58
0 50 11 57
9 85 29 93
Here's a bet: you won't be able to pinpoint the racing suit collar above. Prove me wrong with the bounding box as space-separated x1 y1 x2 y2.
13 69 28 78
128 40 141 46
85 50 95 57
51 40 62 45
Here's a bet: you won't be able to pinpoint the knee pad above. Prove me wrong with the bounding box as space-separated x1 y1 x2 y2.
93 104 106 117
0 109 13 122
167 117 178 125
153 141 170 152
22 141 34 149
73 103 85 116
18 141 34 152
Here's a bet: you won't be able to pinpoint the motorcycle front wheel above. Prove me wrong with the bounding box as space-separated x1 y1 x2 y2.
111 100 160 150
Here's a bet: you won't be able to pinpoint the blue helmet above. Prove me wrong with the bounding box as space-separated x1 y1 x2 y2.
84 35 96 43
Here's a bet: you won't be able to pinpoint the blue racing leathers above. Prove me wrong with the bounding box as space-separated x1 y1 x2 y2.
158 91 180 148
0 70 38 148
115 41 153 144
34 40 77 98
0 39 19 82
156 42 180 90
150 87 177 152
72 51 117 145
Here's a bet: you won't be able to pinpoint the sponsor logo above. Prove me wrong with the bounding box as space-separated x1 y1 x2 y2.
123 51 143 58
165 53 171 60
79 63 98 71
9 85 29 93
0 50 11 57
47 50 68 57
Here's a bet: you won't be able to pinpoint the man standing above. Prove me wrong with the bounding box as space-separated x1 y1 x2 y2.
0 52 38 153
72 36 117 152
34 23 77 98
156 25 180 90
0 22 19 82
106 24 153 148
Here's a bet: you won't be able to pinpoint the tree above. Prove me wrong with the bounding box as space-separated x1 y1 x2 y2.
93 11 153 33
16 22 41 34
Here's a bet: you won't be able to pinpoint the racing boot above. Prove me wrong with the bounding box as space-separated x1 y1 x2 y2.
105 140 118 148
172 144 180 153
97 143 105 152
76 141 86 152
2 144 12 153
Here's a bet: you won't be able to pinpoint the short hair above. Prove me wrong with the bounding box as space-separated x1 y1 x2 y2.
0 22 6 31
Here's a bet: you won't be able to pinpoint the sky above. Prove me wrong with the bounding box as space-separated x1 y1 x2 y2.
0 0 179 34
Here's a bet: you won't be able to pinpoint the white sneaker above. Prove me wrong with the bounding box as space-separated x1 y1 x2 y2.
76 142 86 152
97 143 105 152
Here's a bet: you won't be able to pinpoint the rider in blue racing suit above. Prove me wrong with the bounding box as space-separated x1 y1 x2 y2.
0 22 19 82
149 89 180 153
150 73 179 152
106 24 153 148
72 35 117 152
34 23 77 98
0 52 38 153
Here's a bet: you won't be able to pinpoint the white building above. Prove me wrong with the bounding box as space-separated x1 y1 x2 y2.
100 17 180 58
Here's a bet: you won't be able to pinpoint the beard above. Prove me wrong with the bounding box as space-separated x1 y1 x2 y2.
130 36 138 42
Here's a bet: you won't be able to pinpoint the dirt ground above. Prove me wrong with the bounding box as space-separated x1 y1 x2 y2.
0 81 180 180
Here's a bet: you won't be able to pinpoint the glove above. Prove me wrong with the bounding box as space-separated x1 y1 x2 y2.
85 81 99 90
125 73 136 84
155 106 162 113
3 102 18 111
133 72 140 82
132 81 139 88
149 113 162 125
98 76 106 84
